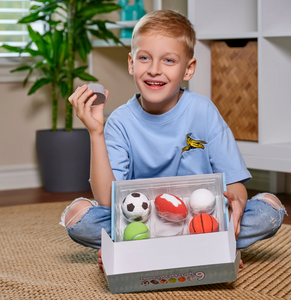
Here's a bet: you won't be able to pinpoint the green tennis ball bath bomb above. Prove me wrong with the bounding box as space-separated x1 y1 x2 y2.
123 222 150 241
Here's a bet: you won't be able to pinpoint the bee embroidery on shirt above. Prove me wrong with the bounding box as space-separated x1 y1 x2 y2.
182 134 207 153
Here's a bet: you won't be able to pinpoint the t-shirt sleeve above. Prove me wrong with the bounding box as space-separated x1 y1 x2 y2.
206 103 251 185
104 115 131 181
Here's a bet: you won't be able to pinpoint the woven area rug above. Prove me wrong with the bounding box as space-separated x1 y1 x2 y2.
0 201 290 300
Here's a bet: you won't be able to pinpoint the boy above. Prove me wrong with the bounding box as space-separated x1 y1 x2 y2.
60 10 286 271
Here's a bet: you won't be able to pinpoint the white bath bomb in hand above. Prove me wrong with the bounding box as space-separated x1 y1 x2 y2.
190 188 216 215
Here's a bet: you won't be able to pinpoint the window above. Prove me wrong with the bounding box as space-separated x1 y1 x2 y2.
0 0 44 57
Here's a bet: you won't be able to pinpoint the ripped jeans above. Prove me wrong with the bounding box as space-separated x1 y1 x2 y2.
60 193 286 250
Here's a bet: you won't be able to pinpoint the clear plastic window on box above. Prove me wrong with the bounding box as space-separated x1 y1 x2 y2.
111 173 228 243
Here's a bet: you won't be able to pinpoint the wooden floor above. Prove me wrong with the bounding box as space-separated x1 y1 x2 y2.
0 187 290 225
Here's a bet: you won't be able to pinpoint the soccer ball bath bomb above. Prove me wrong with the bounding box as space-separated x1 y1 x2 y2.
123 222 150 241
189 213 219 234
190 188 216 215
121 192 151 222
155 194 188 222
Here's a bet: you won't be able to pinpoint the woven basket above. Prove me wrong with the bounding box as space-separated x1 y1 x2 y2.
211 41 258 141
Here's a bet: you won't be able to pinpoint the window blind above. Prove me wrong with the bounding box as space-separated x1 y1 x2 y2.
0 0 44 57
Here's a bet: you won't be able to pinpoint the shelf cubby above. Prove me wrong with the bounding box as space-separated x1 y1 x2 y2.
188 0 291 173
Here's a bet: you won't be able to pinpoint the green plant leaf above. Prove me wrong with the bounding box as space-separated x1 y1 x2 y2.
1 44 23 53
60 81 68 97
77 45 87 62
58 38 68 67
72 66 88 74
30 5 42 11
23 68 34 87
41 67 53 80
33 0 54 3
75 31 92 63
24 48 40 57
27 26 52 65
75 72 98 81
33 60 45 69
28 78 52 95
18 12 40 23
89 29 108 41
47 19 62 26
18 3 58 24
54 30 66 64
10 66 31 73
78 4 121 20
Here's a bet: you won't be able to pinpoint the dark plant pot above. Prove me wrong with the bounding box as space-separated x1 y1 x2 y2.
36 129 91 192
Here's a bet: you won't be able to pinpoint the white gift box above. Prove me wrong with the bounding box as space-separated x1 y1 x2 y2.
102 173 240 294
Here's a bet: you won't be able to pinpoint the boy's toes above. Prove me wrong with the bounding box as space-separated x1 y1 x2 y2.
97 248 104 272
239 259 244 269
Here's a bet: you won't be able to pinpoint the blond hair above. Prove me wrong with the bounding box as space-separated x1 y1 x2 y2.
131 10 196 60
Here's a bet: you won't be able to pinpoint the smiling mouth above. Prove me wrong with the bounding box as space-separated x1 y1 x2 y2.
145 81 166 86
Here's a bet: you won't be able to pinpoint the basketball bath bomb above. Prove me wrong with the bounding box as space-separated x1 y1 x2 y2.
155 194 188 222
189 213 219 234
190 188 216 215
123 222 150 241
121 192 151 222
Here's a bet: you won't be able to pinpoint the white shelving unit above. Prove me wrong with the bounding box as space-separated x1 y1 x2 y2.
187 0 291 173
92 21 137 47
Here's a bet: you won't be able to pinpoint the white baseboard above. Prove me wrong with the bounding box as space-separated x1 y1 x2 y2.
0 164 42 191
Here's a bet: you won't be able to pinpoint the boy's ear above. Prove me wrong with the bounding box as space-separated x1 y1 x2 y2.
183 58 196 81
128 53 134 75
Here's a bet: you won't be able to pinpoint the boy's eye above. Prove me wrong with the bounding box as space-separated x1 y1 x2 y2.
139 56 149 61
164 58 175 64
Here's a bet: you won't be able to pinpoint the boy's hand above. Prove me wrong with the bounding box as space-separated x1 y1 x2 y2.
68 84 109 135
223 190 246 240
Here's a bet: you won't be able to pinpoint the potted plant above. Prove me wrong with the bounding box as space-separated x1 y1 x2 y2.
2 0 122 192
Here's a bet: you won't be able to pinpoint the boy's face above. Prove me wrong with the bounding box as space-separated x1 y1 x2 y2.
128 34 196 115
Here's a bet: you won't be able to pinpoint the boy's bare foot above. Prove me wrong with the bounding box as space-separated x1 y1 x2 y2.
98 248 104 273
237 250 244 268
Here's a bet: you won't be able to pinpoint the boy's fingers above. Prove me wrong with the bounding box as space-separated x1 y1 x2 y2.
98 265 104 273
97 249 103 272
85 93 97 108
224 191 235 202
70 84 88 104
105 89 109 100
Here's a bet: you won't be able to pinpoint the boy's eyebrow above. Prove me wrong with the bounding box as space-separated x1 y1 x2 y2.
136 49 181 58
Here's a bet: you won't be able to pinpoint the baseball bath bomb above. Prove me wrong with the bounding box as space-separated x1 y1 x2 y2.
189 213 219 234
121 192 151 222
190 188 216 215
155 194 188 222
123 222 150 241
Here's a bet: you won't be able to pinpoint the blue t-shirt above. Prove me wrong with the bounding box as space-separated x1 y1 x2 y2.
104 89 251 185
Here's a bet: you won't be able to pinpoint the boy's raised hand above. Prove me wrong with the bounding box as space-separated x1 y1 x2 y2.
68 84 109 135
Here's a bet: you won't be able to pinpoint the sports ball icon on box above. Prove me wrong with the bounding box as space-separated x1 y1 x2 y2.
154 193 188 222
121 192 151 222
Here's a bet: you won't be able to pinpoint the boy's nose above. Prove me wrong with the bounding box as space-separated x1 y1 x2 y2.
147 61 161 76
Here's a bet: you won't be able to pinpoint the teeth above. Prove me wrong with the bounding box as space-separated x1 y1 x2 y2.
147 82 164 85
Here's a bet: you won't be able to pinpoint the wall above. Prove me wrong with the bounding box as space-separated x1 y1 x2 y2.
0 45 139 189
1 0 290 192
